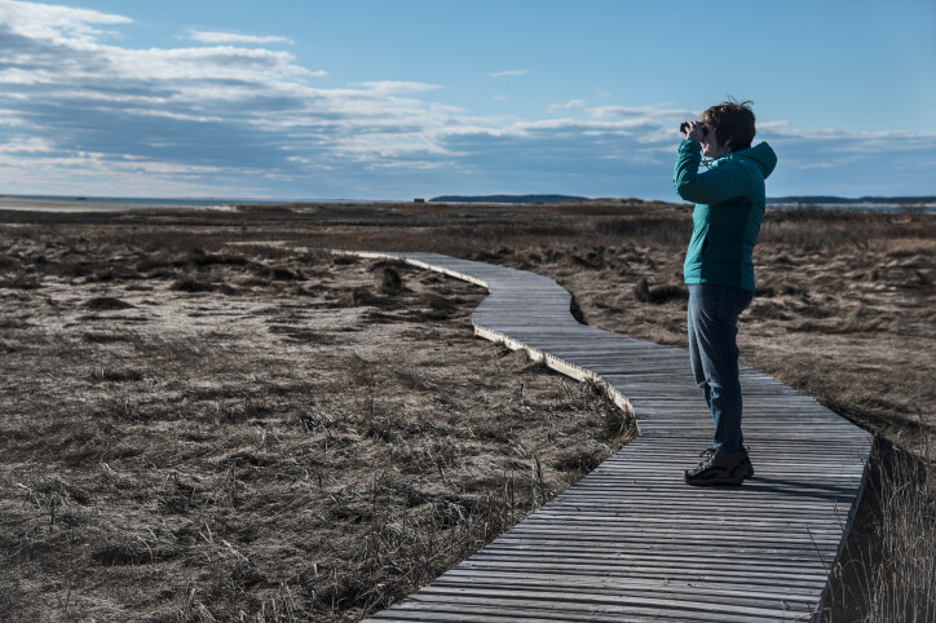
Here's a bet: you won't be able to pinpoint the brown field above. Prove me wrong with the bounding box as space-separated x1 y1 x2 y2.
1 200 934 622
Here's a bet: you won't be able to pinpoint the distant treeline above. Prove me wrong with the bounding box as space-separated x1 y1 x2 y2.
768 196 936 205
428 194 935 206
430 194 589 204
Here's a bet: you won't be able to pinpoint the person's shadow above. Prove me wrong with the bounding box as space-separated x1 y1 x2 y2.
740 476 860 503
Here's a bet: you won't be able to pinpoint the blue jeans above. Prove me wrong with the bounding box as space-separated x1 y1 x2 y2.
687 283 754 455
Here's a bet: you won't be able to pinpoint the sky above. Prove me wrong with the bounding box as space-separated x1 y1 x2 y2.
0 0 934 201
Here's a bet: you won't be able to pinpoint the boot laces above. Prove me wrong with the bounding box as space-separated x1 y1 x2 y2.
695 447 718 469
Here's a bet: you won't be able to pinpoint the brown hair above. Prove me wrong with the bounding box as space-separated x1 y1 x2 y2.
701 98 756 152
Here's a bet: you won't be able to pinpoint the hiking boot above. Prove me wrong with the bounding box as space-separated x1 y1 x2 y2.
684 447 754 486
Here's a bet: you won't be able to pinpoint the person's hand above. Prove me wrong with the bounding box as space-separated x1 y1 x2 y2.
685 121 706 142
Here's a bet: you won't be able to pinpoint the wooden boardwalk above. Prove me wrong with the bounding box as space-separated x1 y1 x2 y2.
355 251 873 622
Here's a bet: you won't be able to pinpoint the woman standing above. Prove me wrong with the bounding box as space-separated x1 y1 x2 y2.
674 100 777 486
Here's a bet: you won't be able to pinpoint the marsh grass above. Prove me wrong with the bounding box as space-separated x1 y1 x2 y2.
827 439 936 622
0 228 634 622
377 266 404 294
170 276 216 293
83 296 136 310
632 277 688 304
0 254 22 271
1 202 933 621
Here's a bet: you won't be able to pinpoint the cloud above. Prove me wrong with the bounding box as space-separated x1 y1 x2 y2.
0 1 932 199
0 1 410 185
187 30 294 45
0 0 131 43
546 100 696 124
349 81 442 94
587 104 697 121
0 136 54 152
490 69 528 78
548 99 588 111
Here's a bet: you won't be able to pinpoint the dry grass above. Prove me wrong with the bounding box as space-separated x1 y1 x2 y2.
826 440 936 622
0 226 632 622
1 201 934 621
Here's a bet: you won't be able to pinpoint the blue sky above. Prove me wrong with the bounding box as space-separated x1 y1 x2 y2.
0 0 934 200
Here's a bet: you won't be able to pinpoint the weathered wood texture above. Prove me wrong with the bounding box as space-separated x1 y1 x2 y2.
355 251 872 623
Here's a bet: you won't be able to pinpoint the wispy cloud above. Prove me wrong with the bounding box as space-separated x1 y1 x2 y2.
0 137 55 153
548 99 588 111
0 0 131 42
349 81 442 94
490 69 528 78
187 30 294 45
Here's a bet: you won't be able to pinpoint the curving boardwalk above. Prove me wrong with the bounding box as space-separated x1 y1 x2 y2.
356 251 872 623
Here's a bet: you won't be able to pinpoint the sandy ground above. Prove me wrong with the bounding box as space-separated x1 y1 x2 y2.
1 200 933 621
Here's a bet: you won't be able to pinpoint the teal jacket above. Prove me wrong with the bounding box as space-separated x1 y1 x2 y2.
674 139 777 291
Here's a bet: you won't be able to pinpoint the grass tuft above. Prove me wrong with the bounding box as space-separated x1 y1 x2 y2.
632 277 688 304
83 296 135 311
170 277 215 293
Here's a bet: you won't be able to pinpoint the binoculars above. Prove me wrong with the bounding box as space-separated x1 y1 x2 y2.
680 122 709 138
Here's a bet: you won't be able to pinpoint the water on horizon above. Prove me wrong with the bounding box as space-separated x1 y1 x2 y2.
0 193 933 214
0 193 396 212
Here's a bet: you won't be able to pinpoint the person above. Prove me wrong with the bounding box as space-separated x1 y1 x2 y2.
673 99 777 486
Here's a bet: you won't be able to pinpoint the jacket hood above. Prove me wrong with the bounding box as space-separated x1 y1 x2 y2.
726 141 777 179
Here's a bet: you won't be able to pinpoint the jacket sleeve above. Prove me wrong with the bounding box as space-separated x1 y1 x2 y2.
674 140 752 205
